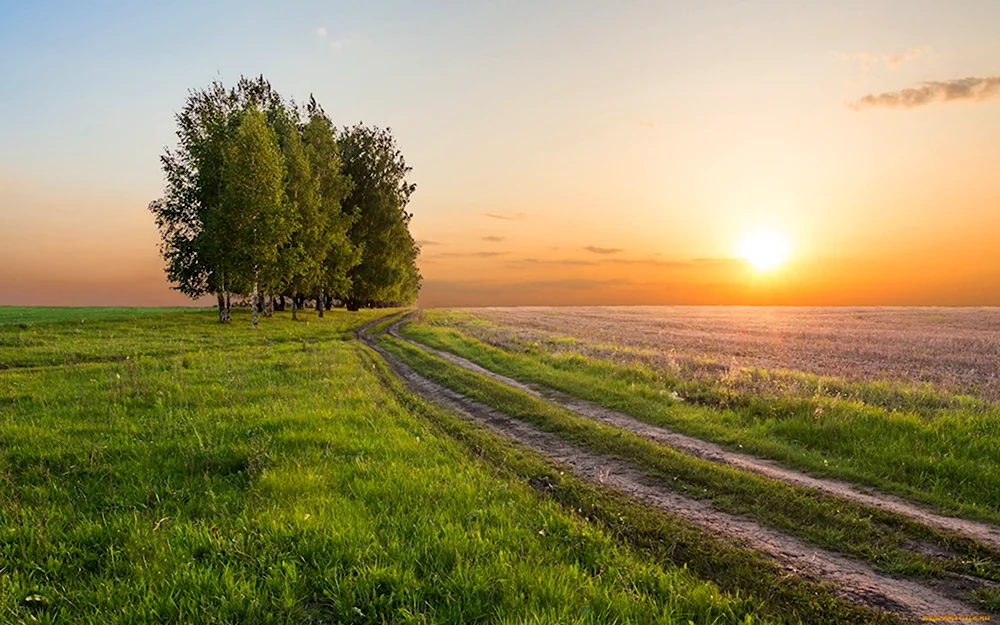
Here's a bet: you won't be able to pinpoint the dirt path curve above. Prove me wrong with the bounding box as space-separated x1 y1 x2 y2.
387 317 1000 554
358 319 991 622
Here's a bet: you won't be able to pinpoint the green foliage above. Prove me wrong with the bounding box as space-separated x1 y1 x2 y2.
338 124 421 309
149 77 419 323
0 310 764 624
148 80 232 299
300 97 359 299
218 104 291 293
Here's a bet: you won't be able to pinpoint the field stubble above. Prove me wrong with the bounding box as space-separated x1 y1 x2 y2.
459 306 1000 402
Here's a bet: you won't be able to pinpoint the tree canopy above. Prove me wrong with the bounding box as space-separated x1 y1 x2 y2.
149 76 421 325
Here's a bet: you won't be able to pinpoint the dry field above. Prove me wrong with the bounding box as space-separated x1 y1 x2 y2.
457 306 1000 401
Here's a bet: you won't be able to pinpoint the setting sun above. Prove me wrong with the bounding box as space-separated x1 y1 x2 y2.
737 229 792 271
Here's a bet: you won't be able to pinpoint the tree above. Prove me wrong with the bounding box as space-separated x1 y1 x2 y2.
150 76 286 322
301 97 359 317
149 80 236 321
151 77 421 323
337 124 421 309
218 104 290 329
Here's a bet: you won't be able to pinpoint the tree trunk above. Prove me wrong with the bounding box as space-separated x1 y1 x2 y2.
252 280 259 329
317 289 325 318
278 294 285 311
219 270 231 323
265 295 274 317
291 290 298 321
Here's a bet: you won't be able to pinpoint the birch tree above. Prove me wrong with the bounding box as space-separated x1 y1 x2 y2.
219 105 289 329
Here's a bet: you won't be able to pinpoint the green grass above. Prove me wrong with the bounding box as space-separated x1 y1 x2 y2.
400 313 1000 524
1 307 771 624
0 306 200 326
376 330 1000 594
364 346 899 625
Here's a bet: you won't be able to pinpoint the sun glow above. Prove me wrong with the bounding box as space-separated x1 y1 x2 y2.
736 229 792 271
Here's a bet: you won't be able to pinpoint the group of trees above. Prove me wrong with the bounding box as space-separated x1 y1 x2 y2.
149 76 420 326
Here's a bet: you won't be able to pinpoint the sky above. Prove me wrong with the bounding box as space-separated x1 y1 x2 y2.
2 0 999 307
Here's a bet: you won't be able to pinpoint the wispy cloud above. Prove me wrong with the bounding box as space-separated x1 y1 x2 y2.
837 46 930 71
584 246 623 255
440 251 510 258
316 26 348 49
886 46 931 68
693 257 745 265
514 258 597 266
481 235 505 242
607 258 688 267
485 212 527 221
415 239 441 247
848 75 1000 111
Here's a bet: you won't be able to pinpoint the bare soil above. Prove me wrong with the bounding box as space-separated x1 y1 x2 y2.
361 319 995 622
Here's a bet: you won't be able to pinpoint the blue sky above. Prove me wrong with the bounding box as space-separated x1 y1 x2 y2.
3 1 1000 305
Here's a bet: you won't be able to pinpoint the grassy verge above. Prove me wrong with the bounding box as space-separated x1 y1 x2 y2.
1 308 767 623
377 332 1000 597
361 344 900 625
400 314 1000 524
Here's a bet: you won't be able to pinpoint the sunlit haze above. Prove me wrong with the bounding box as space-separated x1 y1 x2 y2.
737 229 792 272
3 1 1000 307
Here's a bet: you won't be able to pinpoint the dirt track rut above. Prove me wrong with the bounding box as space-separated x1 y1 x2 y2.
359 319 994 622
387 318 1000 554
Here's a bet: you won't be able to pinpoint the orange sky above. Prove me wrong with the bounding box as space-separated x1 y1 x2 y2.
2 2 1000 308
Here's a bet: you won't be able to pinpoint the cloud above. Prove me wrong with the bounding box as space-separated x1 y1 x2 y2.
848 75 1000 110
836 46 930 71
481 236 505 242
584 246 623 255
440 251 510 258
316 27 348 49
607 258 688 267
485 212 527 221
415 239 441 247
886 46 931 68
693 257 746 266
514 258 597 266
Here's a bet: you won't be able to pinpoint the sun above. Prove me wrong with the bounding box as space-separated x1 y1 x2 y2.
736 229 792 271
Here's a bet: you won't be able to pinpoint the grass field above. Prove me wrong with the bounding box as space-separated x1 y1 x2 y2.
402 309 1000 524
376 330 1000 581
0 306 202 326
0 307 782 624
4 305 997 622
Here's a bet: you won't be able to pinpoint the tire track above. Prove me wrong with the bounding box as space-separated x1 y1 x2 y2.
388 317 1000 554
359 320 993 622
